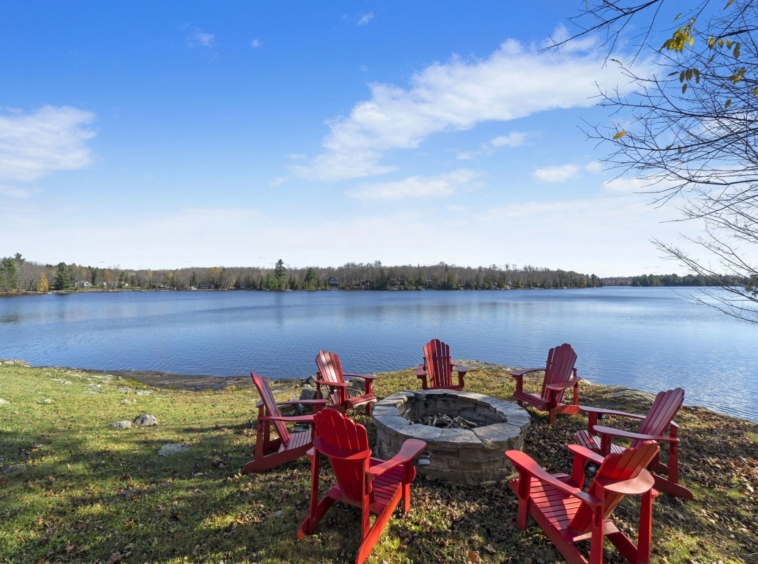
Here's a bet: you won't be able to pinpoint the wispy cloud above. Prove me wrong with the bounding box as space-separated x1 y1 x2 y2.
532 164 579 183
250 39 262 49
270 176 288 187
294 31 650 181
0 184 35 198
0 106 96 191
357 12 374 25
186 27 215 48
347 169 479 201
585 160 603 174
457 132 529 160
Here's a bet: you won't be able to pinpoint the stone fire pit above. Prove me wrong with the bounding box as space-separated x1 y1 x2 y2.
373 390 530 485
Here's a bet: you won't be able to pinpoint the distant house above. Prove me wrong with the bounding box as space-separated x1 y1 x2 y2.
75 280 92 288
327 277 339 288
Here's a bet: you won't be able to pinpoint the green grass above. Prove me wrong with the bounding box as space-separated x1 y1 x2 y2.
1 362 756 563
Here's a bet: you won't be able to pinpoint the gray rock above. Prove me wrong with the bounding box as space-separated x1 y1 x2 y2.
3 464 26 475
116 387 132 394
110 420 132 430
1 359 30 367
304 375 316 386
38 398 53 404
158 443 190 457
299 387 317 400
0 398 9 405
135 390 153 396
133 414 158 427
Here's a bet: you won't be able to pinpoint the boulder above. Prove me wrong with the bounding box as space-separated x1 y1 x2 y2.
3 464 26 475
111 421 132 430
133 414 158 427
158 443 190 457
299 386 317 400
135 390 153 396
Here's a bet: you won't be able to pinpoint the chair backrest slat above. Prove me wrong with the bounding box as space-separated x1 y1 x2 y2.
316 350 345 386
570 442 659 531
635 388 684 447
251 372 290 445
424 339 453 388
314 409 370 504
540 344 577 403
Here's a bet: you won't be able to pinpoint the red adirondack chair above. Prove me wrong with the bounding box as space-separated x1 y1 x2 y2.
315 350 378 415
416 339 468 390
242 372 329 474
297 409 426 564
509 343 580 424
506 442 661 564
574 387 692 499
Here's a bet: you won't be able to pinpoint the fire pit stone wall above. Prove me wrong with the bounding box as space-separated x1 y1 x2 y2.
373 390 530 485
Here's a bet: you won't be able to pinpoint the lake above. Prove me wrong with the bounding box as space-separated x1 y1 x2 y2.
1 287 756 422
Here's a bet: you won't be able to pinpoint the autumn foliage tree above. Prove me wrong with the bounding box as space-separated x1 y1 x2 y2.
559 0 758 322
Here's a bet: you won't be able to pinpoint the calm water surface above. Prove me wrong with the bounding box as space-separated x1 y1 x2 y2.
1 288 756 421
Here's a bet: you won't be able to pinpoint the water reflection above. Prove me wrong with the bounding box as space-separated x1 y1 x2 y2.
0 288 756 421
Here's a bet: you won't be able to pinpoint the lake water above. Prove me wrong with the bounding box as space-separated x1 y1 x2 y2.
1 288 756 422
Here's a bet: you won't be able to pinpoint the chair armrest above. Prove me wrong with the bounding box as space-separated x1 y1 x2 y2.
259 414 315 423
505 450 600 507
568 444 606 466
579 405 646 420
276 399 330 406
598 469 656 495
367 439 426 480
452 363 468 373
343 373 377 381
416 365 427 377
315 380 347 388
508 367 545 377
593 425 680 443
545 377 581 391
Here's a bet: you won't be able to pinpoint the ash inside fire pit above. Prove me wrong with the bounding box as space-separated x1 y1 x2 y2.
373 390 530 485
411 413 481 429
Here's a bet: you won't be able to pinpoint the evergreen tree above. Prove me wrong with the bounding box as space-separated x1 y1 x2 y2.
304 267 318 290
1 258 17 292
53 263 72 290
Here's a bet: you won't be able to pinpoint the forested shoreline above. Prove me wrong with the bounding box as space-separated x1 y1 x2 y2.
3 254 748 295
0 254 604 293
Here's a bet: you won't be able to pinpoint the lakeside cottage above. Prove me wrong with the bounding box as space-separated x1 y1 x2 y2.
327 277 339 288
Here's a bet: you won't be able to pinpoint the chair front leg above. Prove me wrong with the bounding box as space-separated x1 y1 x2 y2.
571 371 580 407
589 503 605 564
636 488 657 564
668 426 680 484
515 470 531 530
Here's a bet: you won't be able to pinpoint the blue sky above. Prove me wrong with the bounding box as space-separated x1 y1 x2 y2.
0 1 701 276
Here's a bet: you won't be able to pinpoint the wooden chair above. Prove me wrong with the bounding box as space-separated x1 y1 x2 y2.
242 372 329 474
509 343 580 424
506 442 661 564
315 350 378 415
297 409 426 564
416 338 468 390
574 387 692 499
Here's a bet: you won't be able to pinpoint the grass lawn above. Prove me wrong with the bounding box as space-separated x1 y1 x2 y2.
1 362 757 563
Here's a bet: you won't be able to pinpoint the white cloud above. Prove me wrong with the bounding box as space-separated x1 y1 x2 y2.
250 39 261 49
0 106 96 183
187 28 215 48
347 169 479 201
0 184 35 198
585 160 603 174
270 176 288 187
358 12 374 25
295 34 649 181
458 131 529 159
490 132 527 148
532 164 578 183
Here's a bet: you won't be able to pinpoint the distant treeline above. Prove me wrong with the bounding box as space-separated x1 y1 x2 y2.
602 273 747 287
0 254 604 293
